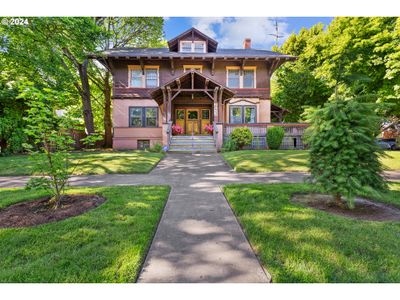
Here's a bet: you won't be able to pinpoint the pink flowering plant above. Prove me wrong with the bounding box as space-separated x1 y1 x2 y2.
204 124 213 134
172 124 184 135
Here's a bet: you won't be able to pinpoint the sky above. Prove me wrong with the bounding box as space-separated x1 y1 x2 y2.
163 17 333 50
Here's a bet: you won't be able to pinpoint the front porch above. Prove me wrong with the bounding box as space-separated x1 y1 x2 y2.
151 70 234 150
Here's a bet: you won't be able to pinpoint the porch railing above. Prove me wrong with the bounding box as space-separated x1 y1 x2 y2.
223 123 309 150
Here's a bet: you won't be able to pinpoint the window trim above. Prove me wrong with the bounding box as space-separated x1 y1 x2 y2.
128 65 160 88
226 66 257 88
179 40 207 53
129 106 159 128
229 105 257 124
183 65 203 73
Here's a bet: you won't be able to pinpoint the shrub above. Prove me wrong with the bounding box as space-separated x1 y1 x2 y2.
149 142 163 153
222 137 238 152
204 124 213 134
304 99 387 208
267 126 285 150
230 127 253 150
172 124 183 135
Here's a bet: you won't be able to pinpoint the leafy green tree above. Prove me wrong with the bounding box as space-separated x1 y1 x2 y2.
1 17 103 135
91 17 164 147
22 86 75 208
304 99 387 208
273 17 400 121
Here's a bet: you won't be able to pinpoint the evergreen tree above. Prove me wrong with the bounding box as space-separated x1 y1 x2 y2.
304 98 387 208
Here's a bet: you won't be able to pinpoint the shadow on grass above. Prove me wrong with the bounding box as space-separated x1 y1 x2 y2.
224 183 400 282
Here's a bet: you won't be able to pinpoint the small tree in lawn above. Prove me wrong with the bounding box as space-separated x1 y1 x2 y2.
304 98 387 208
22 87 75 209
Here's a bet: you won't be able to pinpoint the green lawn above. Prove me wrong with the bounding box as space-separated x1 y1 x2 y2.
0 150 164 176
224 182 400 282
0 186 170 282
222 150 400 172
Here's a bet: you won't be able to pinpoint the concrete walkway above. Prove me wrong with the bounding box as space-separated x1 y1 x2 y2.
0 153 399 282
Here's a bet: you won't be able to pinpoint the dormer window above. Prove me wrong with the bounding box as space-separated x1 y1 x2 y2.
179 41 206 53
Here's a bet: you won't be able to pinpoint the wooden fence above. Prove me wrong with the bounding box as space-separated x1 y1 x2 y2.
223 123 309 150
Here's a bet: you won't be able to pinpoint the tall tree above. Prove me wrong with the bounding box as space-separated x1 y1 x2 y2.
273 17 400 121
1 17 103 135
91 17 164 147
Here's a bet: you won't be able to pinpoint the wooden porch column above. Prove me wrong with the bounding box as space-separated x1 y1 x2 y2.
161 87 167 123
213 87 219 123
218 88 224 123
166 86 172 123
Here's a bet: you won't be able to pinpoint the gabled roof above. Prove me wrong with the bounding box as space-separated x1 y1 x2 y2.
151 70 235 103
167 27 218 52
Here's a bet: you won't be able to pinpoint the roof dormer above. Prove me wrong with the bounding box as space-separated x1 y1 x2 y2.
167 27 218 53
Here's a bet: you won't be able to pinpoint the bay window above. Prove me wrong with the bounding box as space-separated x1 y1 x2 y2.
129 107 158 127
229 105 256 124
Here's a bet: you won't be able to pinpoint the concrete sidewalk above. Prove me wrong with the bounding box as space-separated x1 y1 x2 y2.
137 153 270 283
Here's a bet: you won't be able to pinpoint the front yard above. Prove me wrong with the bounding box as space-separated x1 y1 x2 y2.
222 150 400 172
0 150 164 176
224 182 400 282
0 186 170 282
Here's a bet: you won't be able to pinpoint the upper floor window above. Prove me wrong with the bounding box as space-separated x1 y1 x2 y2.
179 41 206 53
183 65 203 73
129 66 159 88
226 67 256 88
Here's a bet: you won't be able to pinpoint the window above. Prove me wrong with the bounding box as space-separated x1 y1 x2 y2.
229 105 256 124
129 66 159 88
226 67 256 88
243 69 255 88
180 41 192 52
179 41 206 53
227 69 240 88
183 65 203 73
194 42 205 53
201 109 210 120
145 68 158 88
137 140 150 150
129 107 158 127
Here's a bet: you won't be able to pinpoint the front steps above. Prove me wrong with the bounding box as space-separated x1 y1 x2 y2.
169 135 217 153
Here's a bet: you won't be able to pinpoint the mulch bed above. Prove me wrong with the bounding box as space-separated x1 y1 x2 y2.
0 194 106 228
291 193 400 222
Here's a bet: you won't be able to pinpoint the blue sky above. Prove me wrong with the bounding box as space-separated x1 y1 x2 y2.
164 17 333 49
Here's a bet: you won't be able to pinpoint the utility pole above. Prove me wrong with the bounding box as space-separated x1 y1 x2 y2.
268 19 284 47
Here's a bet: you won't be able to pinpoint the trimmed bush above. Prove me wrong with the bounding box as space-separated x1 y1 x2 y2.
230 127 253 150
267 126 285 150
222 137 238 152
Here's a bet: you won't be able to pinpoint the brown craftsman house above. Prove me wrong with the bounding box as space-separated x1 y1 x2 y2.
95 27 300 151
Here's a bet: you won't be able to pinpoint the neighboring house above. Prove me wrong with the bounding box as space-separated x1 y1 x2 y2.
94 27 302 151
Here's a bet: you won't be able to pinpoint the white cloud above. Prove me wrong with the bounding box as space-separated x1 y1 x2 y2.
191 17 224 39
191 17 289 49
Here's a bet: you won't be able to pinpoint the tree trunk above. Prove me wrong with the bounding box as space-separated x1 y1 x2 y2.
78 59 95 135
335 192 345 208
103 71 113 148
